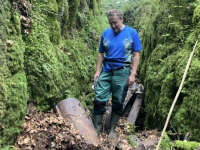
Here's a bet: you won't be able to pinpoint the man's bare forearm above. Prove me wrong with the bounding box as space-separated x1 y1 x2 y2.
131 52 140 76
94 53 104 80
96 52 104 73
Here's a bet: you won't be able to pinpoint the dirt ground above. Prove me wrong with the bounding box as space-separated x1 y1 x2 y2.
14 110 160 150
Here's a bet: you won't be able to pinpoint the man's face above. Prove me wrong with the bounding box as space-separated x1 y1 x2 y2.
108 15 123 34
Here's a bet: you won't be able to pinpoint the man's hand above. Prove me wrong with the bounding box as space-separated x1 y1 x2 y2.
127 74 135 86
94 71 100 81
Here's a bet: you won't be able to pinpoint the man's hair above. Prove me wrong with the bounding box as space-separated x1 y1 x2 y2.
106 9 123 19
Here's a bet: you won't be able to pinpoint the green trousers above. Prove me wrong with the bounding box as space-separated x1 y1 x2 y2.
93 67 130 114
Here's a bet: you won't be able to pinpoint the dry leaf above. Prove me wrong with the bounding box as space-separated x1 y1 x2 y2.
24 138 30 144
24 29 30 34
7 40 13 46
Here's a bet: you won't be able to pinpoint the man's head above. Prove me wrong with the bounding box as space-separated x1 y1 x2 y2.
106 9 124 34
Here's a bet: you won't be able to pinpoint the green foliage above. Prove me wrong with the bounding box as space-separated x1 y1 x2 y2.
127 135 137 147
121 0 200 141
7 11 25 74
1 0 106 147
0 1 28 148
23 1 97 110
1 73 28 147
0 1 11 137
127 123 135 134
101 0 116 10
81 92 94 111
58 0 69 36
68 0 80 29
173 140 199 150
160 133 173 150
101 0 122 12
1 145 18 150
159 133 199 150
126 123 137 147
23 7 65 110
31 0 61 45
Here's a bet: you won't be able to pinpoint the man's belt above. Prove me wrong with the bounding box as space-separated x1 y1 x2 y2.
103 59 131 71
114 65 130 70
103 59 131 64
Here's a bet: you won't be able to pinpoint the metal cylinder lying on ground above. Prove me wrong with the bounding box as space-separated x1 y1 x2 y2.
55 98 99 147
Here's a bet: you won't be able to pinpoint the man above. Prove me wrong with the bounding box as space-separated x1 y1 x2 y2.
93 9 142 138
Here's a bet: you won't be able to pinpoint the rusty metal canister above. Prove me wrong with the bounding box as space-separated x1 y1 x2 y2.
55 98 99 147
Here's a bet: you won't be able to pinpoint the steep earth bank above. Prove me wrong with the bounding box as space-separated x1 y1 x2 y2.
0 0 106 147
123 0 200 141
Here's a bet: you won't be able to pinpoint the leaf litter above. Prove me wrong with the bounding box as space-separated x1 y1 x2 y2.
14 109 161 150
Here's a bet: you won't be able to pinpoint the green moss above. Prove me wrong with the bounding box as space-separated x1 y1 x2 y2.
1 10 27 146
160 133 173 150
193 5 200 25
68 0 80 29
0 74 6 128
127 135 137 147
1 10 28 146
121 0 200 141
1 0 106 147
24 10 64 109
156 133 200 150
0 2 9 131
57 0 69 36
22 0 105 111
127 123 135 134
1 145 17 150
81 92 95 111
174 140 199 150
1 73 28 147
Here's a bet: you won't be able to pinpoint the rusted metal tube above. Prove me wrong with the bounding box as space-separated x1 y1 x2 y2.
55 98 99 147
127 93 143 124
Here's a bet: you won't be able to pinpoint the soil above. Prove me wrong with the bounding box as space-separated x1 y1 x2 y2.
14 110 160 150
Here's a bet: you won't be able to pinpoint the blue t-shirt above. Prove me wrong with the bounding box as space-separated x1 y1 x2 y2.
99 25 142 72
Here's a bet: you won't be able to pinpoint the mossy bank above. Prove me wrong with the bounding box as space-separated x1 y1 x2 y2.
0 0 106 147
122 0 200 141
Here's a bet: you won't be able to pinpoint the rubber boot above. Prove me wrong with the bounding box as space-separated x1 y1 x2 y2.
108 111 121 139
93 114 103 135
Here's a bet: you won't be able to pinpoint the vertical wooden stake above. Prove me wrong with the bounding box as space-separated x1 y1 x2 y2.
156 41 198 150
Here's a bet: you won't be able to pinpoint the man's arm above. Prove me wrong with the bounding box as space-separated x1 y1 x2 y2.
94 52 104 80
127 51 140 86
